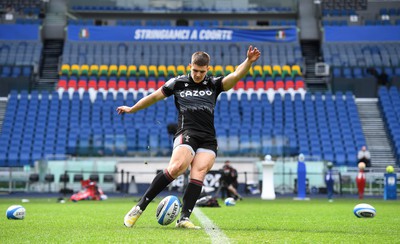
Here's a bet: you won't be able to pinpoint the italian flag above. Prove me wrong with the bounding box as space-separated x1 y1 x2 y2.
276 30 286 40
80 28 89 39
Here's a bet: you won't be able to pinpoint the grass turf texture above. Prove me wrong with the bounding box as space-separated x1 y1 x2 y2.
1 197 399 243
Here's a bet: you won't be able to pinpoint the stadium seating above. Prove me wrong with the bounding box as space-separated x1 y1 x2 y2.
57 73 307 96
322 42 400 78
69 2 295 13
0 89 365 167
61 42 304 68
378 86 400 165
56 63 307 96
0 0 45 20
270 20 297 26
0 40 42 68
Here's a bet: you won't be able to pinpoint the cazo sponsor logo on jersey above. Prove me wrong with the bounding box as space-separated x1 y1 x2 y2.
179 89 213 97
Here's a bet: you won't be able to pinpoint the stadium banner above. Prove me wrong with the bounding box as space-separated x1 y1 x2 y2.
0 24 40 41
170 170 222 189
324 26 400 42
67 26 297 42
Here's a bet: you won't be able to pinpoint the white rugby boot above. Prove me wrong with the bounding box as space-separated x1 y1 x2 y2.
124 206 143 227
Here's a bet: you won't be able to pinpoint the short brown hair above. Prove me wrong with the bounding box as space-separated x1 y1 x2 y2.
191 51 210 66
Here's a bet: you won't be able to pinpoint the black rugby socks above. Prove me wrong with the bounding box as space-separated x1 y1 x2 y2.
137 169 174 210
180 179 203 220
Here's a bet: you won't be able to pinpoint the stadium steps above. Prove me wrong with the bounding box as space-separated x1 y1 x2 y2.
300 40 328 92
34 39 64 91
42 0 66 40
356 98 397 169
0 98 7 134
44 0 67 25
44 12 67 26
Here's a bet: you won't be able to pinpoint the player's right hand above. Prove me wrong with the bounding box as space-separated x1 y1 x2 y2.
116 106 132 114
247 45 261 63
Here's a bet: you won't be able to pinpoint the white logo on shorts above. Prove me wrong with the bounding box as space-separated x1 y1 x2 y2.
184 135 190 142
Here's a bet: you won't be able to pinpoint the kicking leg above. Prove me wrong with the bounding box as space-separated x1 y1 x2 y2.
124 146 194 227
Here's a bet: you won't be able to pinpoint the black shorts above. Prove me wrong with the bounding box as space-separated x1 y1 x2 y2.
173 130 218 156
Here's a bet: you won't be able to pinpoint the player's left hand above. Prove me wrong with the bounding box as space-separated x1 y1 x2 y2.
247 45 261 63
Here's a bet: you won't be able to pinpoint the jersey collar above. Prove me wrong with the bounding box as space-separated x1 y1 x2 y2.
188 74 209 84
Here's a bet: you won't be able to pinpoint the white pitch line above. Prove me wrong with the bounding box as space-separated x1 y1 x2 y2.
193 208 230 244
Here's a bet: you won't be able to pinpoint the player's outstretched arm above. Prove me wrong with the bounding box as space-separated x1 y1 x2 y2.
221 45 261 91
116 88 166 114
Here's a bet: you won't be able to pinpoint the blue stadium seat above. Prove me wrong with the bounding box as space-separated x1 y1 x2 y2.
103 133 115 156
1 66 12 77
114 134 127 156
7 147 20 167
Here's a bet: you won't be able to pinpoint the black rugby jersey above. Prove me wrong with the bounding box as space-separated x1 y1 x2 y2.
161 74 224 137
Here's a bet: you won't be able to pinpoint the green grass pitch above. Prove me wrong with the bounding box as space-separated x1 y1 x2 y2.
1 196 399 243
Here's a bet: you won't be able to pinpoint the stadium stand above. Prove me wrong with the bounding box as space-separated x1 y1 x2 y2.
0 89 364 167
61 42 304 68
319 0 400 79
322 42 400 79
0 40 42 68
56 64 306 96
0 0 46 26
0 20 43 95
378 86 400 163
68 1 296 13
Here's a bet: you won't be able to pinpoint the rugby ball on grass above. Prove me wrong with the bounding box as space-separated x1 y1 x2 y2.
156 195 181 225
224 197 236 206
353 203 376 218
6 205 25 220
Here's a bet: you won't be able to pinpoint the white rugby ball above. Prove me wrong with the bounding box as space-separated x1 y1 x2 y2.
6 205 25 220
224 197 236 206
353 203 376 218
156 195 181 225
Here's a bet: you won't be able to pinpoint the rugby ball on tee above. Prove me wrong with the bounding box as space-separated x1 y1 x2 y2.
224 197 236 206
353 203 376 218
156 195 181 225
6 205 25 220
